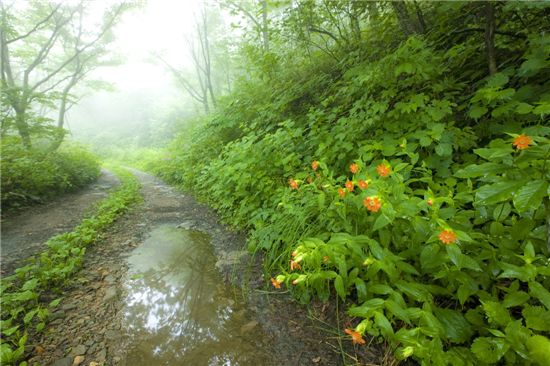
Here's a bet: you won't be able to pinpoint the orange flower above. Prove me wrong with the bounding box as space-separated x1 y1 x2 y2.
291 250 298 257
345 180 354 192
270 277 282 289
344 328 366 345
350 163 359 174
513 134 532 150
358 179 368 190
290 260 301 271
338 188 346 198
439 229 457 244
376 163 391 177
312 160 319 171
427 198 433 206
289 178 299 190
363 196 381 212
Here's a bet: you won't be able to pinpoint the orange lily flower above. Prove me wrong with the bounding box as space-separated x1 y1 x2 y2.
338 188 346 198
344 328 366 345
350 163 359 174
439 229 457 244
345 180 354 192
312 160 319 171
376 163 391 177
513 134 532 150
358 180 368 189
290 260 301 271
289 178 299 190
270 277 282 289
363 196 381 212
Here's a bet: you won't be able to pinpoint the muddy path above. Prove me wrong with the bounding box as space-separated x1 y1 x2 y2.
22 170 380 366
1 169 120 275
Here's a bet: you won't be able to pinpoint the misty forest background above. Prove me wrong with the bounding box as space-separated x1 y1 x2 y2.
2 1 550 365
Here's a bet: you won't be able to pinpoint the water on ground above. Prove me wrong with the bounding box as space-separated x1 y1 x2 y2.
122 225 273 365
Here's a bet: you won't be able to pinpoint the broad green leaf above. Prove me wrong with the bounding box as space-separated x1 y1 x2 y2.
498 262 537 282
527 335 550 366
372 213 392 231
513 180 548 213
469 105 488 119
529 282 550 310
433 307 474 343
502 291 530 308
471 337 509 363
334 275 345 300
374 311 394 337
476 181 525 205
523 306 550 331
454 162 505 178
482 300 511 326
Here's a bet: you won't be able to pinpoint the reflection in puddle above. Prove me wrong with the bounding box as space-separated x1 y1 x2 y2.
122 225 273 365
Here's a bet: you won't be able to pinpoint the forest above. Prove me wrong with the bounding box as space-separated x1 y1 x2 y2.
1 1 550 365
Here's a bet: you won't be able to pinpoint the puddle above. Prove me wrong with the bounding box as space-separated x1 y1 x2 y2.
122 225 274 365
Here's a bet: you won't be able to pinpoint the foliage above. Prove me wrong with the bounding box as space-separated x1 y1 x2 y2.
139 1 550 364
0 167 141 365
0 137 101 210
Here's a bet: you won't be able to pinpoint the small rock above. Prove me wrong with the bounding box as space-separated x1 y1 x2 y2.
70 344 87 356
103 287 118 302
51 310 66 320
89 362 100 366
104 275 116 284
104 330 120 340
312 356 321 363
62 303 77 311
97 349 107 362
240 320 258 335
51 357 72 366
84 339 94 347
73 355 85 365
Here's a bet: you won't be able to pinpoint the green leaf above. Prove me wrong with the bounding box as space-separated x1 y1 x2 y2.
471 337 509 363
23 309 38 325
498 262 537 282
527 335 550 366
513 180 548 213
385 300 411 324
476 181 525 205
334 275 346 301
372 213 392 232
433 307 474 343
348 298 385 318
529 282 550 310
455 162 505 178
493 202 512 222
523 306 550 331
482 300 511 326
502 291 530 308
469 105 488 119
374 311 394 337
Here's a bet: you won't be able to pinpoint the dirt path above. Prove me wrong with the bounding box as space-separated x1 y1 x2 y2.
1 169 120 275
20 170 378 366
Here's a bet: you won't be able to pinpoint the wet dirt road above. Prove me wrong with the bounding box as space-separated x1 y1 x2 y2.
22 170 358 366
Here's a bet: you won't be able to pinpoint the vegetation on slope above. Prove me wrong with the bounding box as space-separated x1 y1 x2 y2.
144 1 550 365
1 137 102 211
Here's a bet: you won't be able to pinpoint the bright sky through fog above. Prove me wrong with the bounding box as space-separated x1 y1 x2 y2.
98 0 202 90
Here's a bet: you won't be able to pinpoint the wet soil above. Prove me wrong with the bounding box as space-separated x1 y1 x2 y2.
0 169 120 275
14 170 386 366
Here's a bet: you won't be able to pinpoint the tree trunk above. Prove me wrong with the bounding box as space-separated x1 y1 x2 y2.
484 2 498 75
14 104 32 148
261 0 269 52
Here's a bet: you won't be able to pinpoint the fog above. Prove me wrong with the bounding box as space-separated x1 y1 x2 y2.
66 0 206 153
